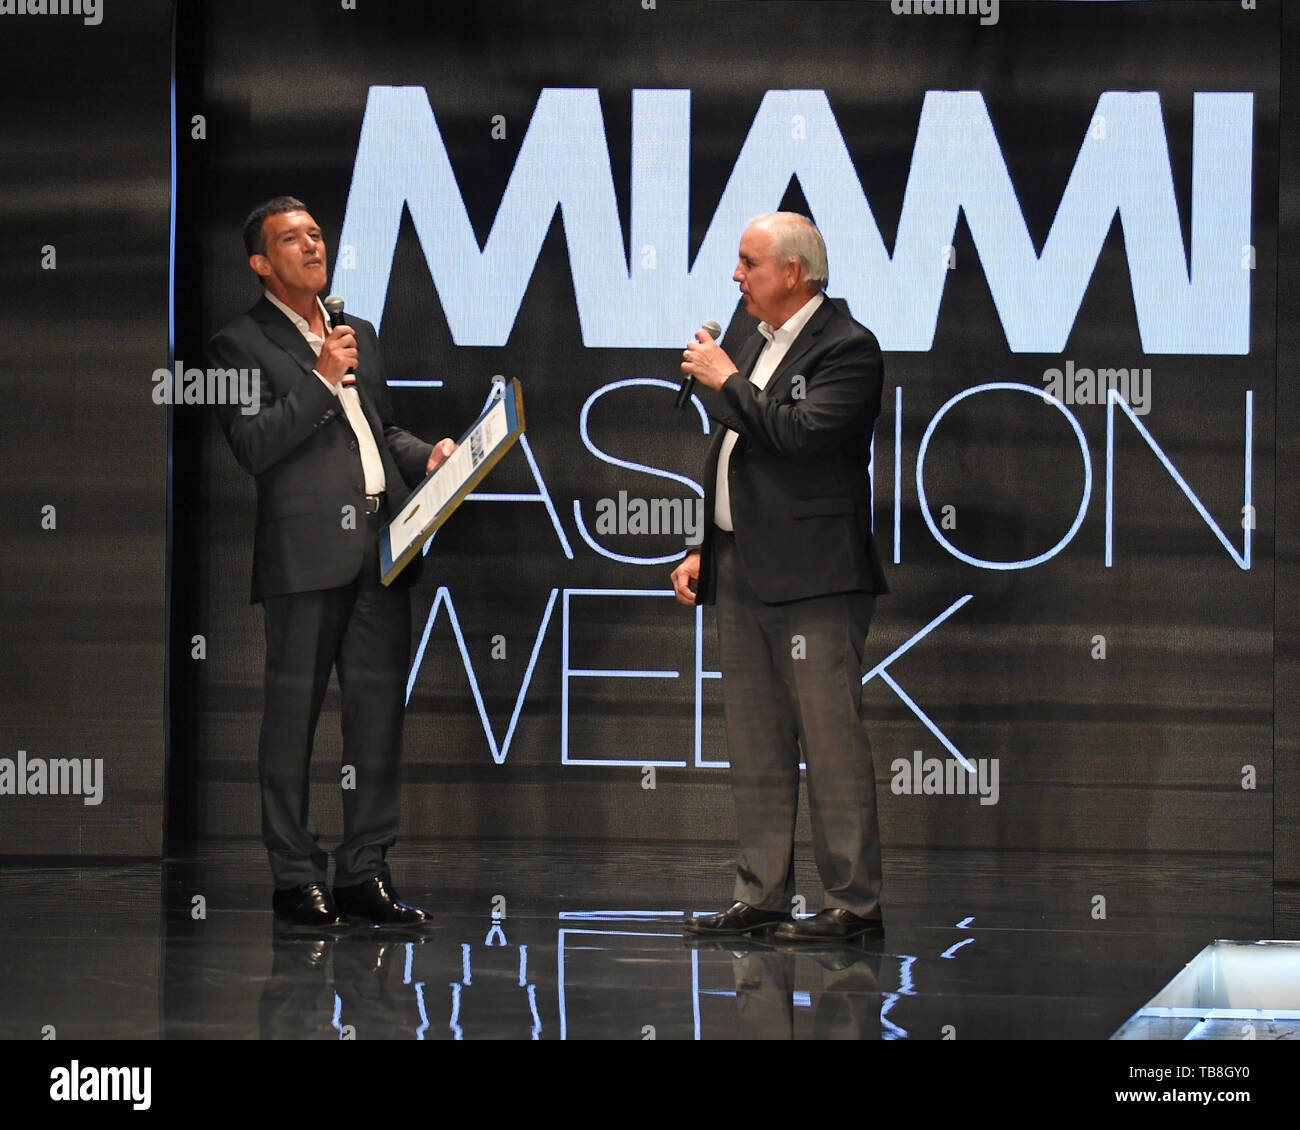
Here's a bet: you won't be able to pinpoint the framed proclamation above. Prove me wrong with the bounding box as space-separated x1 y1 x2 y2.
379 378 526 586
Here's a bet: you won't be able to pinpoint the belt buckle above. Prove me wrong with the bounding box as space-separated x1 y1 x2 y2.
363 494 383 515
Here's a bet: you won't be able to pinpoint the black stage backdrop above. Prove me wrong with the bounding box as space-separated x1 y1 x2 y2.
0 0 171 855
4 2 1291 911
167 0 1281 892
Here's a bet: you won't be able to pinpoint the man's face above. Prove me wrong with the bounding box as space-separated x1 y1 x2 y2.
251 210 327 301
733 223 797 326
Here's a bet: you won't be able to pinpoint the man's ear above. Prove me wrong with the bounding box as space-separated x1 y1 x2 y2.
249 253 271 280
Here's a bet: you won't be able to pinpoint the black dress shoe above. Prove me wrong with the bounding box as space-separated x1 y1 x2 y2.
333 874 431 927
272 882 350 930
771 908 884 942
683 901 792 936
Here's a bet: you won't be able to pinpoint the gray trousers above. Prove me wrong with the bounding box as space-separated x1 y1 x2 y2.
715 531 882 917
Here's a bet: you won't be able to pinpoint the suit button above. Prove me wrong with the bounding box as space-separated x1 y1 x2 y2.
349 439 358 450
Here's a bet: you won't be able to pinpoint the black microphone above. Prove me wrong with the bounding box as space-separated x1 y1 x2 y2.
322 294 356 381
675 320 723 409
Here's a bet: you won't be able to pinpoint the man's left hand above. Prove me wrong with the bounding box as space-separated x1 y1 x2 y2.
427 438 457 474
681 329 738 391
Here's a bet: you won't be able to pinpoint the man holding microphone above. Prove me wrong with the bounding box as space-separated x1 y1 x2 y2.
210 197 457 930
673 212 890 942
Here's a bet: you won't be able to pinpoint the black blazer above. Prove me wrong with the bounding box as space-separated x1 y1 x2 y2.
208 296 433 603
693 296 889 605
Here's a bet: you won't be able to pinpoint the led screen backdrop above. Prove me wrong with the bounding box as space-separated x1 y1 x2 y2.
163 0 1280 885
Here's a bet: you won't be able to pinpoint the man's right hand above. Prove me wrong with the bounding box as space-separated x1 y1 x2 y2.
316 325 358 385
670 551 701 606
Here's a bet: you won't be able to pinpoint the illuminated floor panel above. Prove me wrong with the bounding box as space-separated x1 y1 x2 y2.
1112 941 1300 1040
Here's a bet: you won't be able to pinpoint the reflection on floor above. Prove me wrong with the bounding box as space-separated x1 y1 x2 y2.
0 841 1286 1040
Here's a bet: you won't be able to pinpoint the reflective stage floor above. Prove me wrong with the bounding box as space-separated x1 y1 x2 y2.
2 840 1294 1043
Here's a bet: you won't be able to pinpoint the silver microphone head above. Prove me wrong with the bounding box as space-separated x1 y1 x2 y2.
322 294 344 322
702 320 722 339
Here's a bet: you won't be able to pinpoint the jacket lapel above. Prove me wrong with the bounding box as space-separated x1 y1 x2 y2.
249 296 320 377
735 331 766 382
251 296 391 461
351 376 390 451
703 303 832 463
763 298 835 400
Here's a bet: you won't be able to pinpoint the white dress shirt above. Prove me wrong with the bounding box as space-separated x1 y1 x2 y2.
713 292 824 531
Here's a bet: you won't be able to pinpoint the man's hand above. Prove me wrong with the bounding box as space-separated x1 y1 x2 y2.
426 438 457 475
670 551 701 606
680 329 738 392
316 325 358 385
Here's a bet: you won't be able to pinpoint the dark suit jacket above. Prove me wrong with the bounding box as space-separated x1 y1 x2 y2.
208 296 433 603
692 296 889 605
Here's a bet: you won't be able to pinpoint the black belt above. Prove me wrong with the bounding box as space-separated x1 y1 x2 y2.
363 494 385 516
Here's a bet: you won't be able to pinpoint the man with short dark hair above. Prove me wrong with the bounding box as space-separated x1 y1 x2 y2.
209 198 456 930
674 212 889 942
241 195 309 260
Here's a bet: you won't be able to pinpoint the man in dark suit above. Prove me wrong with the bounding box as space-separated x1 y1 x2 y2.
209 197 457 930
673 212 888 942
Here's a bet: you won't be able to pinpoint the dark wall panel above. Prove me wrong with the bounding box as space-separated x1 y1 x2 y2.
0 1 171 854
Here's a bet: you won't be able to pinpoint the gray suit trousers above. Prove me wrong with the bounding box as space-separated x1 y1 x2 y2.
714 531 882 918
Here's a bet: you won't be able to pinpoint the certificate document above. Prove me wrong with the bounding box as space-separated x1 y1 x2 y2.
380 378 525 586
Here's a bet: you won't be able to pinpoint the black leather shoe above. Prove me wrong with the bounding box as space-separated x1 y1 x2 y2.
333 874 431 927
771 908 884 942
683 901 792 936
272 882 350 930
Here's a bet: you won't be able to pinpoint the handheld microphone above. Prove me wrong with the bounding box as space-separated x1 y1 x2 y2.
675 320 723 409
322 294 356 381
